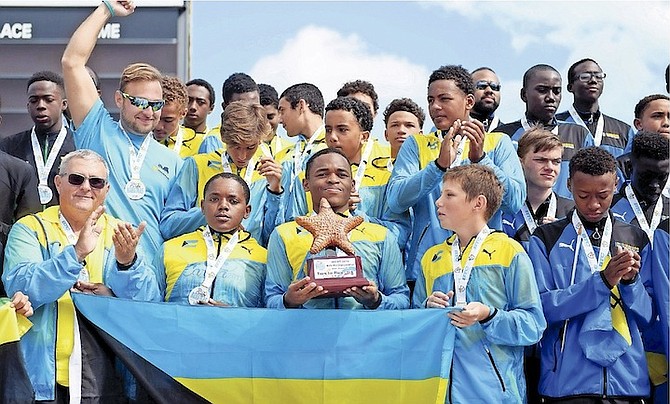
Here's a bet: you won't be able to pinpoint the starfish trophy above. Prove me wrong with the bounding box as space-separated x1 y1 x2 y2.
295 198 363 256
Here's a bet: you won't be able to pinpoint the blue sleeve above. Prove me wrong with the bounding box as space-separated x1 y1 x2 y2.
624 129 637 154
618 244 653 327
264 229 293 309
160 157 206 240
482 135 525 215
528 234 611 325
73 99 108 150
480 252 546 346
150 244 167 300
260 188 282 246
198 135 223 154
105 248 161 302
2 223 80 309
412 260 429 309
376 231 410 309
387 136 444 214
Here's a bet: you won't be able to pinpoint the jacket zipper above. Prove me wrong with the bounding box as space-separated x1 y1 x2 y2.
602 367 607 398
485 346 506 392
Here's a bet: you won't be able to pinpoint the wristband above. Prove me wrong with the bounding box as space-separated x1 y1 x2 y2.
102 0 115 17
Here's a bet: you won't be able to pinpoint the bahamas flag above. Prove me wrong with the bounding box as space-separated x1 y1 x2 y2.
73 293 455 404
0 298 34 404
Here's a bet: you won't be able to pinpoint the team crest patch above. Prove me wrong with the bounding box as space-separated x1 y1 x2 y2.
431 251 443 262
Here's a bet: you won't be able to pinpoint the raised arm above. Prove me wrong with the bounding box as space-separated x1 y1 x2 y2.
61 1 136 126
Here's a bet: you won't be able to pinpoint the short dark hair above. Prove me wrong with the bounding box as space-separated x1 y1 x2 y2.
304 148 351 179
567 58 599 83
336 80 379 114
383 98 425 128
569 146 617 178
222 73 258 105
280 83 324 118
203 172 251 205
634 94 670 118
258 84 279 108
27 71 65 94
428 65 474 95
471 66 496 76
186 78 216 107
325 97 373 132
631 131 670 161
522 64 560 88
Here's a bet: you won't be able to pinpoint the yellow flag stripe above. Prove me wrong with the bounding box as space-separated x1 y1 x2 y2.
175 376 448 404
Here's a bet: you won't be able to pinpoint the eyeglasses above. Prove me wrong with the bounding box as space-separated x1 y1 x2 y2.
475 80 501 91
120 92 165 112
64 173 107 189
576 72 606 82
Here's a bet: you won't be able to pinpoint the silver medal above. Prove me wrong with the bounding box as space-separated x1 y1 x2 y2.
188 285 210 305
124 179 146 200
38 184 53 204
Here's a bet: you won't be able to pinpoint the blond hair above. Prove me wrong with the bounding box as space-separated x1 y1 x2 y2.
443 165 502 221
119 63 162 92
220 101 268 145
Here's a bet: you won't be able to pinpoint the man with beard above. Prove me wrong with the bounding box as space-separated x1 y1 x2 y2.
497 64 594 200
61 0 182 259
556 58 633 159
469 67 503 132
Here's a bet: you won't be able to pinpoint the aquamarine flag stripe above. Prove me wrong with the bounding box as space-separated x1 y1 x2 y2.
73 294 454 381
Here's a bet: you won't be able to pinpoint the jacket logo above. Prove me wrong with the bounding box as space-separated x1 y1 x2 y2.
482 248 495 260
604 132 620 139
431 251 443 262
612 211 627 221
502 218 515 227
562 142 575 149
559 239 576 252
181 240 198 248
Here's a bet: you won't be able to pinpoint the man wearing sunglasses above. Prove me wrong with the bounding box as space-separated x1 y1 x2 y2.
470 67 504 132
497 64 594 200
556 58 633 159
2 149 160 402
61 0 182 262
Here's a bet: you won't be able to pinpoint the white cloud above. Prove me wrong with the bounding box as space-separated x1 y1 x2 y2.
249 25 431 140
430 0 670 125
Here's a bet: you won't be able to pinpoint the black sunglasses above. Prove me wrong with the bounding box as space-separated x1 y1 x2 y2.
475 80 501 91
65 173 107 189
121 91 165 112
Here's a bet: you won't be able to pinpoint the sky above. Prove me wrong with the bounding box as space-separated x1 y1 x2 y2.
190 0 670 141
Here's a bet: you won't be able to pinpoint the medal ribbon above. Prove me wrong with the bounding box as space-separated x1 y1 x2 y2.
487 115 500 132
172 126 185 155
451 226 493 307
119 123 152 182
200 228 239 291
221 152 255 185
625 185 663 243
571 211 631 345
437 129 467 167
353 140 375 192
59 211 89 282
290 128 321 192
521 193 557 235
31 125 67 197
521 116 559 135
569 106 604 147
